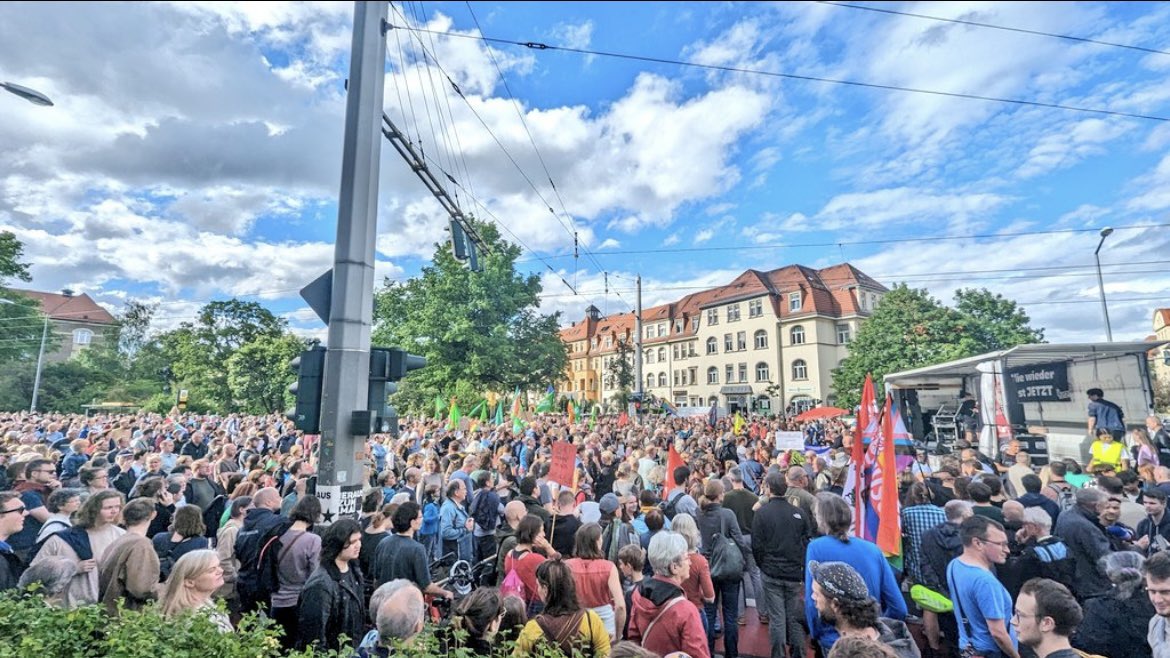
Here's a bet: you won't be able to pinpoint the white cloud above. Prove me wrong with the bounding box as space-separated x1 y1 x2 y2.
693 229 715 244
662 234 680 246
598 238 621 249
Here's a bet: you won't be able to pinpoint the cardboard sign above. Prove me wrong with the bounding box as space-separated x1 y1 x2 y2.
548 440 577 488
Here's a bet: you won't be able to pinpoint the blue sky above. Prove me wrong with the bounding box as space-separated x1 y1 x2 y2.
3 1 1170 344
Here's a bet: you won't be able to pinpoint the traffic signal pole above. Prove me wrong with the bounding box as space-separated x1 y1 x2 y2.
317 1 388 522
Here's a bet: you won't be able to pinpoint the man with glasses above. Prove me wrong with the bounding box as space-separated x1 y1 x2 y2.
0 491 29 590
947 515 1020 658
1145 550 1170 656
9 459 58 562
1011 578 1083 658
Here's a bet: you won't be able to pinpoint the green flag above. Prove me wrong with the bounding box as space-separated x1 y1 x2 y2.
434 395 445 421
493 401 504 426
589 404 598 430
447 398 461 430
479 400 489 422
468 400 485 419
535 387 555 414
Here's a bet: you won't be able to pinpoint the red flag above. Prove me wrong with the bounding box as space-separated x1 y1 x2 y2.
848 374 876 539
876 396 903 556
567 400 577 426
617 411 629 428
664 444 685 500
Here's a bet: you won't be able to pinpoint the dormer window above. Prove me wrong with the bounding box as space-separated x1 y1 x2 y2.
789 291 802 312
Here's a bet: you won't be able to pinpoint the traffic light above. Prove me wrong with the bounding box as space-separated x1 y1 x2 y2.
369 347 427 436
287 346 326 433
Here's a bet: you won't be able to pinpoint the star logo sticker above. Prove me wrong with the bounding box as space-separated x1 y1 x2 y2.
322 509 335 523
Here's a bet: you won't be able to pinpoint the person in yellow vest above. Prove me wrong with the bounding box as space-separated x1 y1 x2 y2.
1088 428 1126 473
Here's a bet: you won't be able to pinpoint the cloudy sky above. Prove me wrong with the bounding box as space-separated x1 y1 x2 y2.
3 1 1170 344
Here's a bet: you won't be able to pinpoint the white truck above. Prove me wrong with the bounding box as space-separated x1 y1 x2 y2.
884 341 1165 465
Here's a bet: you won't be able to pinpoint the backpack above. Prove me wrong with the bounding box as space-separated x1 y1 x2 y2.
500 549 529 601
1048 482 1076 513
661 490 684 521
1031 538 1076 590
420 500 440 536
470 490 499 533
233 518 291 612
158 540 180 581
717 442 739 466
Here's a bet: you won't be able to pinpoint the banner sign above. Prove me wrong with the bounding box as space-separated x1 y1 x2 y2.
775 431 805 451
548 441 577 488
1006 361 1071 403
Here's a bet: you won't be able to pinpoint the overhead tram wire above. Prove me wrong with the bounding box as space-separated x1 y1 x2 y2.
395 25 1170 124
411 1 465 205
816 1 1170 58
515 221 1170 262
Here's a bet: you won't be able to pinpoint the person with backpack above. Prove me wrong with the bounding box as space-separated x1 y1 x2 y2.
151 504 209 581
29 489 125 608
469 471 502 564
35 488 80 543
503 515 554 616
514 559 610 658
1001 507 1075 601
270 494 322 650
627 531 710 658
697 480 749 658
1054 488 1113 602
663 465 699 522
1042 461 1078 513
233 487 290 614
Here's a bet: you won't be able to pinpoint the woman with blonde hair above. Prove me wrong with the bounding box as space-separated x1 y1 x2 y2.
1131 427 1160 482
159 549 232 632
669 514 716 631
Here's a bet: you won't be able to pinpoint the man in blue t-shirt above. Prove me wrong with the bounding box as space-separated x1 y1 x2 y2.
1086 388 1125 442
948 515 1020 658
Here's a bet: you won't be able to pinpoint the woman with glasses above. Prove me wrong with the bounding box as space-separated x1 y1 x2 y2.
29 488 125 608
296 519 366 652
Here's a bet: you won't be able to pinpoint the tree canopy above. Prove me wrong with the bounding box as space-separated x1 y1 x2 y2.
372 219 567 414
832 285 1045 408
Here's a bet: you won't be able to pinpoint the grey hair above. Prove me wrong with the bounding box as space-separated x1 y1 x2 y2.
944 499 974 522
671 513 700 551
369 578 414 624
1020 506 1052 531
1075 487 1106 511
647 531 688 577
1100 550 1146 600
376 580 426 642
727 467 743 484
18 556 78 597
815 492 852 541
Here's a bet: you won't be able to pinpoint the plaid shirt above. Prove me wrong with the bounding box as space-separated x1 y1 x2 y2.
902 503 947 584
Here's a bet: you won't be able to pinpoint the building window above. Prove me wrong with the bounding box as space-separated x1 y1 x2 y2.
725 364 734 383
604 336 612 348
689 367 697 385
789 291 802 312
658 373 668 387
738 363 748 383
748 299 763 318
691 317 699 333
647 374 655 389
793 359 808 380
736 331 747 351
790 325 805 345
724 333 733 352
673 344 680 360
674 371 681 387
837 323 851 345
73 328 93 345
707 308 719 325
658 323 666 336
675 320 683 334
707 367 719 384
657 347 666 362
754 330 768 350
706 337 718 354
756 362 770 382
727 303 741 322
646 350 654 364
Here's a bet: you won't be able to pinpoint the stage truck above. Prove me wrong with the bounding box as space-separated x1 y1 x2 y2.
883 341 1165 466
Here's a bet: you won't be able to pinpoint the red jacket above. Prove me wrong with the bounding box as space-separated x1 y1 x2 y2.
627 576 709 658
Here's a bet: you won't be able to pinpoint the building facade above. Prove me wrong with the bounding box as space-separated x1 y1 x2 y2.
1154 309 1170 387
558 263 886 414
7 288 117 363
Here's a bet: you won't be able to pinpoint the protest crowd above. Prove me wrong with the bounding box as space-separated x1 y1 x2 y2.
2 387 1170 658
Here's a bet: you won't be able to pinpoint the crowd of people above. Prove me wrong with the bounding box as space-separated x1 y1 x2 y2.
0 401 1168 658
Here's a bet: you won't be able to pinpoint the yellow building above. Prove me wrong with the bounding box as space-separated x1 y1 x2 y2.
1153 309 1170 388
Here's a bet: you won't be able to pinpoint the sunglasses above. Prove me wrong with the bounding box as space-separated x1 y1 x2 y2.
0 506 27 516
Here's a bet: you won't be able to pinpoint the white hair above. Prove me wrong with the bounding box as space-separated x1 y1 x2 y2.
647 531 688 577
1021 506 1052 531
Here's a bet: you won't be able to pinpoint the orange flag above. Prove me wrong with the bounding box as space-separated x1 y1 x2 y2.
664 444 685 500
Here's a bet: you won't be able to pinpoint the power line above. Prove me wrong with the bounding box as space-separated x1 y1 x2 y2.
516 222 1170 262
390 23 1170 123
816 1 1170 57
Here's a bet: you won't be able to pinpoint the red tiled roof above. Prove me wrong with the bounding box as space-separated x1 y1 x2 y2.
1156 309 1170 328
8 288 117 325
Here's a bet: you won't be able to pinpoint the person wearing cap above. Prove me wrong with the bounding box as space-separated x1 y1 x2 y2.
809 561 920 658
599 492 639 563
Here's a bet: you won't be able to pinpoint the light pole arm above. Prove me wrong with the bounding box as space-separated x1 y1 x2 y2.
30 316 49 412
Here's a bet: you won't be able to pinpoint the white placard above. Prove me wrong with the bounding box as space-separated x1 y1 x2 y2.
775 431 805 452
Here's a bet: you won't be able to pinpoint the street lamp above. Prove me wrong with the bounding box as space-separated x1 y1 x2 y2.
1094 227 1114 343
0 298 51 412
1 81 53 106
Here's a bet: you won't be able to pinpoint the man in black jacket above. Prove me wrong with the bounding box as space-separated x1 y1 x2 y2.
1136 486 1170 555
918 499 972 656
0 491 28 591
752 471 810 658
1053 487 1112 601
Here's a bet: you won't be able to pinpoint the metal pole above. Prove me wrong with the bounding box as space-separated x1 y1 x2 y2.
634 274 644 402
1094 230 1113 342
29 316 48 413
317 1 388 522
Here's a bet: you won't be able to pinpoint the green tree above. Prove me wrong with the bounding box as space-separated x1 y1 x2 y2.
953 288 1045 352
0 230 31 284
226 333 306 413
372 219 567 414
604 338 635 409
0 232 55 364
832 285 1044 408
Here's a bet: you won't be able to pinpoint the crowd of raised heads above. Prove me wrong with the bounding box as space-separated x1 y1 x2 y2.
2 406 1170 658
